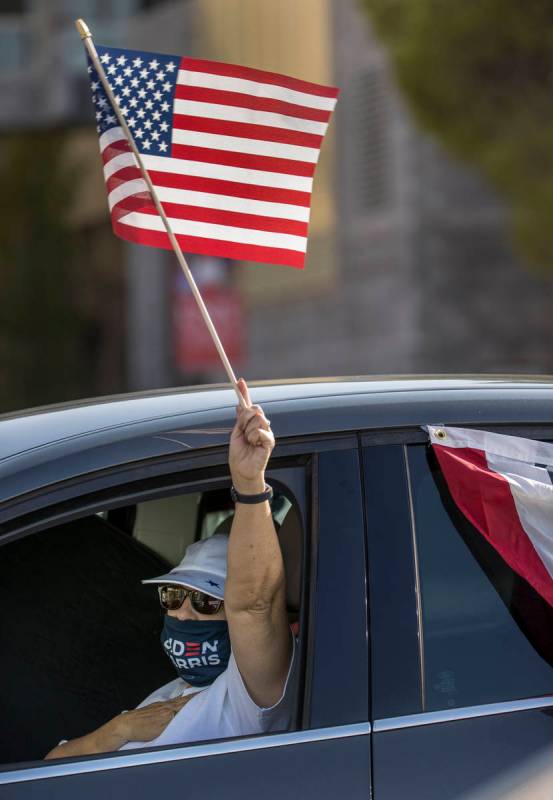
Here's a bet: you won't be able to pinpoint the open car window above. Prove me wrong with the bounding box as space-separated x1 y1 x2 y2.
0 468 306 766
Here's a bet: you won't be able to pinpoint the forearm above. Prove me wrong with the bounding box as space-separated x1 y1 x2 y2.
45 718 127 760
225 492 291 707
226 384 285 613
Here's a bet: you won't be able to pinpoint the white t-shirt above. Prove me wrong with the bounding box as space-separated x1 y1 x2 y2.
119 639 297 750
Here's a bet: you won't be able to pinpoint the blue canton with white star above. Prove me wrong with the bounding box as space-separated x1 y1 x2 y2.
87 45 180 156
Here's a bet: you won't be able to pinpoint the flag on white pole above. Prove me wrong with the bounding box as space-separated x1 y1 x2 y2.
427 425 553 607
86 45 339 269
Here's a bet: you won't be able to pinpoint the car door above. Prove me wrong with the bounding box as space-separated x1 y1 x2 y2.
0 436 370 799
363 430 553 800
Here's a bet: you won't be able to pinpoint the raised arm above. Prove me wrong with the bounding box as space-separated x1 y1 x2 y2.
224 379 292 709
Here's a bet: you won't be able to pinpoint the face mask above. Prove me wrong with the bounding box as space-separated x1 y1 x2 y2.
160 616 231 687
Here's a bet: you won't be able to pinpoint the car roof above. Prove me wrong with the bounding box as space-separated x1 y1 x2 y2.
2 374 553 454
2 375 553 506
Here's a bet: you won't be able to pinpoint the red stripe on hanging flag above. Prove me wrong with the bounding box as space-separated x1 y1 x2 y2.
145 170 311 206
105 167 144 195
180 57 340 99
433 444 553 607
169 144 316 177
101 140 132 165
111 193 154 221
173 84 332 122
113 219 306 268
140 202 309 236
172 114 323 148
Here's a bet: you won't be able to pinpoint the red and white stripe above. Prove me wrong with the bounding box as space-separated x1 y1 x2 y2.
102 58 338 268
427 425 553 607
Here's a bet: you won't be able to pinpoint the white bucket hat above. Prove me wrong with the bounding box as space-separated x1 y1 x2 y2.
142 533 228 600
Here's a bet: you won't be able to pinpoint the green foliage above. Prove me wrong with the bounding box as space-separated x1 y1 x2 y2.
362 0 553 267
0 131 88 411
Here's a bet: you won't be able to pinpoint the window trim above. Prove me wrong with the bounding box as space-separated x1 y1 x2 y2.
374 695 553 733
0 723 371 786
361 423 553 449
402 443 426 711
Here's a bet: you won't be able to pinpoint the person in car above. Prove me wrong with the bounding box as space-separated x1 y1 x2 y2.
45 379 295 757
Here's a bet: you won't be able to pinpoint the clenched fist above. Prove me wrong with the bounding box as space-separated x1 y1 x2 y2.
229 379 275 494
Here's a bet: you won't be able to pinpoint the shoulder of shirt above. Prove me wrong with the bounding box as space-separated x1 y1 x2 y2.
139 677 186 705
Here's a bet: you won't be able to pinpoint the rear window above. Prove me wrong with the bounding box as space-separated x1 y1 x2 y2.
407 444 553 712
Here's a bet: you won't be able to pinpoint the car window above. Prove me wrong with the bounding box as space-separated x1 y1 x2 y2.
0 470 305 766
407 444 553 712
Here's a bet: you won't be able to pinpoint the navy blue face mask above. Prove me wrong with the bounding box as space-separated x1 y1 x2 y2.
160 616 231 687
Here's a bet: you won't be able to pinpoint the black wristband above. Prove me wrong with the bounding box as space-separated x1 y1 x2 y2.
230 483 273 504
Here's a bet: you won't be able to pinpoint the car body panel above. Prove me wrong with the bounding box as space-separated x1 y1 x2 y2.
373 707 553 800
0 728 372 800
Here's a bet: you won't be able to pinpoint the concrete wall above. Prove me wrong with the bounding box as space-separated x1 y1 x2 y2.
246 0 553 379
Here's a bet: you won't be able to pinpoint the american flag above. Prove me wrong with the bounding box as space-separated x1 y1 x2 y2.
87 45 339 269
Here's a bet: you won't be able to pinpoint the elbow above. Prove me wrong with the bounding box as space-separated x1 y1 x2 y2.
225 592 273 617
226 572 285 616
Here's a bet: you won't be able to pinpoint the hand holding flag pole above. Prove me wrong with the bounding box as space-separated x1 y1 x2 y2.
75 18 248 409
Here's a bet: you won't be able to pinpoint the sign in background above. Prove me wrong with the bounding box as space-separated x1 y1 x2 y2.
173 256 245 372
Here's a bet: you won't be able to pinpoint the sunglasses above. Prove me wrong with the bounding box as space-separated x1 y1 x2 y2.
158 584 224 615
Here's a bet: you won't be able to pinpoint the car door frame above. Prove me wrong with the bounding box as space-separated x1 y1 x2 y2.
0 434 371 800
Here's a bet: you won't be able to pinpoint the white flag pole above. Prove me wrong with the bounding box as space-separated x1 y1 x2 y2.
75 18 248 409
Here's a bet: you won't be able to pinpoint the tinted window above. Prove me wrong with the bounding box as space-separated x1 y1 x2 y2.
408 445 553 711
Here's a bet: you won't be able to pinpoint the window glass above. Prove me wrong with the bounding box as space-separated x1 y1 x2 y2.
408 445 553 712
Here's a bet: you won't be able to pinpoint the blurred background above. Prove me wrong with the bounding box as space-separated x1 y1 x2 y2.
2 0 553 412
